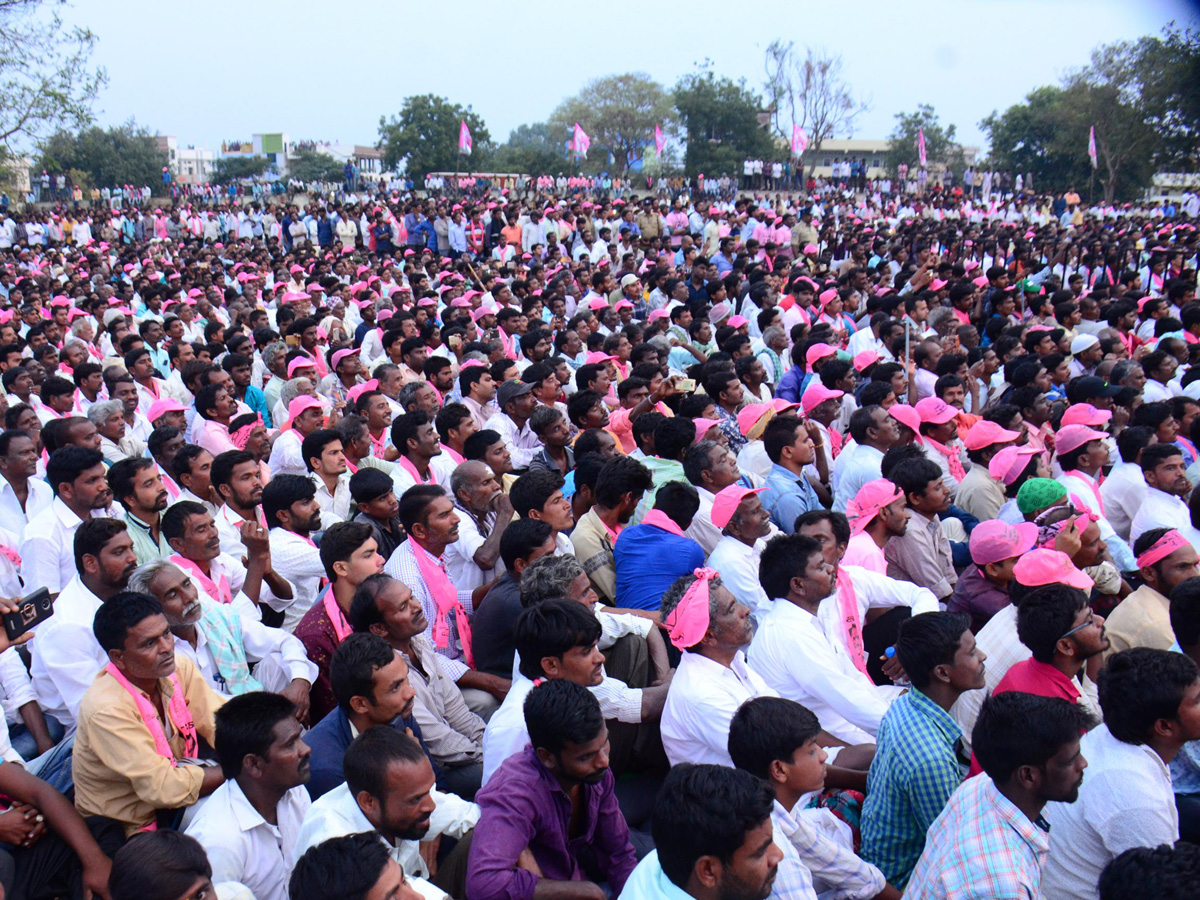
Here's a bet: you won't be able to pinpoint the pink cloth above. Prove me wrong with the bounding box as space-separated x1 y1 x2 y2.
104 662 197 765
410 541 474 666
842 532 887 574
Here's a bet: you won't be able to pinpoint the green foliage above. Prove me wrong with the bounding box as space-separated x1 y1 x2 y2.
1142 25 1200 172
886 105 965 178
673 72 776 177
288 148 345 183
38 120 167 189
0 0 105 148
548 73 676 175
980 86 1092 193
377 95 490 179
211 155 271 184
491 122 569 175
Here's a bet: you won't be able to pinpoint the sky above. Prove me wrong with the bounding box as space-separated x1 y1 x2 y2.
62 0 1197 160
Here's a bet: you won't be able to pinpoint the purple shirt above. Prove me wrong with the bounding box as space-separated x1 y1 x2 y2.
947 565 1010 634
466 746 637 900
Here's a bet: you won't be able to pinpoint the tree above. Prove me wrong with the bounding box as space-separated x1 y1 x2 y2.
1140 25 1200 172
491 122 569 175
981 86 1092 193
288 148 345 183
548 73 676 175
211 155 270 184
39 120 166 189
886 105 965 178
762 41 869 176
0 0 105 149
377 95 490 179
673 72 776 177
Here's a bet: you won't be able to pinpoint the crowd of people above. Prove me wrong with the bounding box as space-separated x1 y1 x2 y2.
0 176 1196 900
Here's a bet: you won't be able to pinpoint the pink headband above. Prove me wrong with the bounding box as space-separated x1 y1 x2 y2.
664 568 719 650
229 414 263 450
1137 529 1191 569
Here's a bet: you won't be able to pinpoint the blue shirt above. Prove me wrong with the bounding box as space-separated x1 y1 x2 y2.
761 463 821 533
241 384 273 428
775 367 813 404
613 521 705 611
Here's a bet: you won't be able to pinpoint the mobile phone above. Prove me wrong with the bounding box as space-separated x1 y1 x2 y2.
675 378 696 392
4 588 53 641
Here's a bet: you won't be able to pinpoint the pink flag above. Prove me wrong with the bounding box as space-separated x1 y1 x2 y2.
654 124 665 155
573 123 591 157
917 129 927 166
1087 125 1097 169
458 121 472 155
791 125 809 156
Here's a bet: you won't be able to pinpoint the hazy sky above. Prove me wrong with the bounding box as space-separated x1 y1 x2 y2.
65 0 1195 158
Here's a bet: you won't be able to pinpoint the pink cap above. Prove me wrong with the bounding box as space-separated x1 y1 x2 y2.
346 379 379 404
287 396 323 422
614 299 634 311
846 479 905 533
1055 424 1107 455
585 351 616 364
711 485 766 529
817 288 838 307
736 402 774 437
801 383 844 415
376 309 395 324
330 348 357 369
970 520 1038 566
1061 403 1113 427
915 397 957 425
963 420 1021 451
972 275 990 288
587 298 610 311
929 278 948 291
988 446 1039 485
771 398 800 414
888 403 921 434
648 309 670 322
287 357 318 378
470 306 495 322
803 243 818 255
852 350 880 371
727 315 749 328
289 264 304 274
693 418 721 443
1012 548 1094 592
147 398 186 421
805 343 836 368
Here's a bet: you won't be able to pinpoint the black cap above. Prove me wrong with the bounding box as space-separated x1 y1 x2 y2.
1070 376 1122 402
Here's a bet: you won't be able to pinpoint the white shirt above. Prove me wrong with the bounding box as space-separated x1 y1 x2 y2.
20 498 110 595
389 453 455 498
0 476 52 532
707 536 771 617
1100 461 1147 543
818 565 940 658
1142 379 1173 403
292 781 477 900
661 650 777 767
186 779 311 900
748 598 903 744
311 473 352 525
1042 725 1178 900
442 507 505 594
29 575 109 728
215 503 266 560
268 430 307 478
268 529 326 631
482 412 542 470
831 444 884 514
1130 486 1200 549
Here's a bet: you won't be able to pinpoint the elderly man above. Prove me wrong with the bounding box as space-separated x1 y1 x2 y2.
444 460 514 593
90 400 144 463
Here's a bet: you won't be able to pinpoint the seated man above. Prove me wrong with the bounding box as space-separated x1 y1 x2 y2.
571 457 655 604
442 460 511 593
72 591 226 834
295 724 477 899
907 692 1092 900
469 679 637 900
883 458 957 602
130 558 315 713
289 832 422 900
728 697 898 900
303 633 422 800
947 519 1037 635
1105 528 1199 656
185 692 312 900
263 474 327 630
294 521 386 723
350 574 486 799
349 468 406 562
109 830 247 900
1043 648 1200 900
621 762 781 900
860 612 987 889
613 481 706 612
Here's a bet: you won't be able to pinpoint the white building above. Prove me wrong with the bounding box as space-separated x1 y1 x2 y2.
220 134 382 180
803 139 979 179
156 136 215 185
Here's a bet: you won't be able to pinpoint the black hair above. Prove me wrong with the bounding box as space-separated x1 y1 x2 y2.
434 402 472 440
1169 576 1200 650
390 410 433 457
652 763 776 890
848 405 883 444
653 481 701 529
46 445 105 496
73 517 129 574
1116 425 1155 464
210 449 257 493
727 696 821 780
793 509 851 547
1099 647 1199 745
889 457 944 501
523 678 605 756
463 429 502 461
573 452 607 492
513 598 602 680
289 832 394 900
329 632 398 713
318 520 376 582
594 456 653 508
106 457 156 508
214 691 298 779
895 611 971 691
655 417 697 462
147 425 182 459
350 467 394 505
972 691 1096 784
763 415 803 464
300 428 343 473
758 533 823 601
1098 844 1200 900
261 473 317 529
500 518 553 570
343 723 427 803
1016 585 1090 663
171 443 208 483
566 390 604 428
510 469 566 518
93 590 164 653
1139 441 1184 474
110 831 213 900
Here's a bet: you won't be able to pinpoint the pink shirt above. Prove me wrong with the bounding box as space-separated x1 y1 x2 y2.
842 531 886 574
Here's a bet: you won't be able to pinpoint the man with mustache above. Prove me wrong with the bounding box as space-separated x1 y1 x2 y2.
128 559 315 719
73 590 226 835
264 475 327 631
30 518 138 733
185 692 313 900
108 458 172 564
297 694 478 899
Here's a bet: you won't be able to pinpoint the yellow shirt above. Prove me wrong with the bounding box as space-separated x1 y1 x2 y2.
73 655 225 834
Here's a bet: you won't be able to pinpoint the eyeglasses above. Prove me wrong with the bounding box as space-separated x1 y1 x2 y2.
1059 613 1096 641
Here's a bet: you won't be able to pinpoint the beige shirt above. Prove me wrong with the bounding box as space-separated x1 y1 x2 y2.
73 655 225 834
1103 584 1173 659
884 510 957 600
954 465 1007 522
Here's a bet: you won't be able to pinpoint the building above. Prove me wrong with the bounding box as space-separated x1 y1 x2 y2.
155 136 215 185
802 139 979 180
220 134 383 180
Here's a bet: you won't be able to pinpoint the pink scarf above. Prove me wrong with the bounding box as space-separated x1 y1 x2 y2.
324 592 353 642
169 555 232 605
368 430 388 459
925 438 966 483
642 509 684 537
397 455 436 485
104 661 197 769
1064 470 1105 517
834 570 872 680
409 540 473 666
443 446 465 465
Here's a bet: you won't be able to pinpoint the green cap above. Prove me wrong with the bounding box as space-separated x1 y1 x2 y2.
1016 478 1067 516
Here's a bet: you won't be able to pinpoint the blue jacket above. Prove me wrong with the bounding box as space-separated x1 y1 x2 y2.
305 706 432 800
